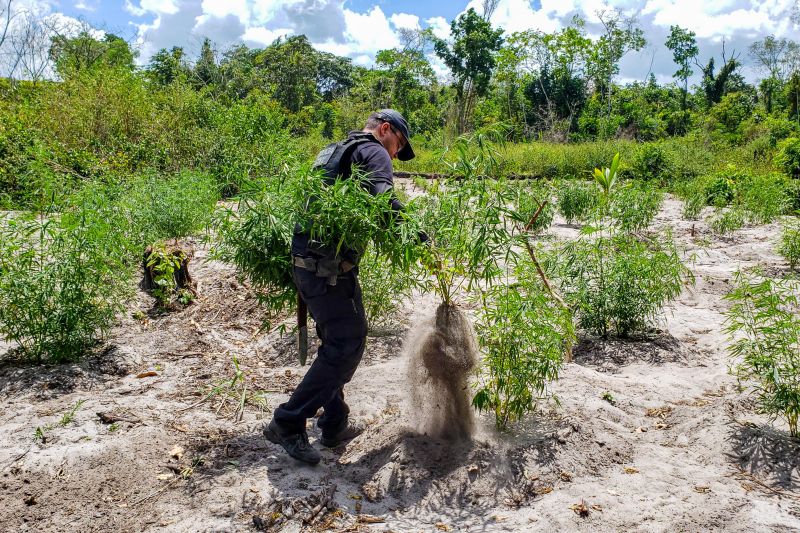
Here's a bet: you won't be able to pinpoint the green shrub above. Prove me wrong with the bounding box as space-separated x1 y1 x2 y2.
708 206 746 235
557 180 598 224
778 219 800 270
609 180 664 232
787 181 800 215
629 144 673 183
558 232 689 338
672 176 709 220
705 174 737 207
126 171 219 243
0 200 134 362
511 181 554 233
737 173 790 224
473 269 574 429
775 137 800 179
726 271 800 437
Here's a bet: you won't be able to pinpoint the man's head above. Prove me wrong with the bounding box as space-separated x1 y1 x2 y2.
364 109 415 161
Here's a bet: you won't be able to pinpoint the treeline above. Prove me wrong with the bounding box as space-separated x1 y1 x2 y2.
1 7 800 208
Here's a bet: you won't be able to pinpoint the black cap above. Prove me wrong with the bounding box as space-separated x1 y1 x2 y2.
372 109 415 161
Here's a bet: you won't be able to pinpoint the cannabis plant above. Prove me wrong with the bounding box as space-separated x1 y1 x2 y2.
608 180 664 232
556 180 599 225
213 163 425 321
473 259 575 429
558 231 689 338
778 219 800 271
726 271 800 437
0 198 134 362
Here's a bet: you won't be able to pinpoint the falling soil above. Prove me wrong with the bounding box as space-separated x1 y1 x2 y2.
406 302 479 440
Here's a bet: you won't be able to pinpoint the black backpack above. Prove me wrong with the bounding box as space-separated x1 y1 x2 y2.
312 132 379 184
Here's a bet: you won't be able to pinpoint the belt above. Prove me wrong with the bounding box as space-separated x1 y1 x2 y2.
293 256 355 274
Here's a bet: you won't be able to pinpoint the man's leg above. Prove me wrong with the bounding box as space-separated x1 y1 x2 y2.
272 267 367 436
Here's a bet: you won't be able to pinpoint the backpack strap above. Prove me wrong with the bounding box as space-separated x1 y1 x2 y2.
313 133 380 184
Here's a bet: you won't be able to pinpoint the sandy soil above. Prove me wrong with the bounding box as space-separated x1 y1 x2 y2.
1 193 799 532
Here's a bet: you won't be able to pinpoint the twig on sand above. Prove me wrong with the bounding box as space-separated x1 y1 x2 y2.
1 445 33 472
129 477 181 507
729 467 800 501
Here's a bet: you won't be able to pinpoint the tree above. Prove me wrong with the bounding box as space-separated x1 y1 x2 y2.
49 29 136 78
665 25 698 132
257 35 318 113
193 37 219 88
218 44 262 99
8 10 51 82
588 9 646 115
433 8 504 133
502 19 591 138
749 36 799 113
146 46 190 86
698 42 741 108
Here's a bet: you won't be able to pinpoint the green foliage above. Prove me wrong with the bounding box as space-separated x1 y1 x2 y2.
629 143 674 182
433 8 504 99
778 219 800 270
473 268 574 429
126 171 218 243
708 206 746 235
558 232 689 338
726 271 800 437
358 248 415 329
593 152 621 199
214 164 424 321
737 173 790 224
608 180 664 232
705 171 737 207
775 137 800 179
601 391 617 405
49 32 137 78
0 200 134 362
557 180 598 224
146 243 190 308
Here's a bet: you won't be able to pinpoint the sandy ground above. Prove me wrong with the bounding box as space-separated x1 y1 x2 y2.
1 193 800 532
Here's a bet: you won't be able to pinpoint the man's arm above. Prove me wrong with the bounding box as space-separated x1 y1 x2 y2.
351 143 404 211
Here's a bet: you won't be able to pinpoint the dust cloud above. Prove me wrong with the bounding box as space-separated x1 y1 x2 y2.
405 303 479 440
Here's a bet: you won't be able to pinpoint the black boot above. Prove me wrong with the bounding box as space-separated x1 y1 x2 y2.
263 420 321 465
319 421 365 448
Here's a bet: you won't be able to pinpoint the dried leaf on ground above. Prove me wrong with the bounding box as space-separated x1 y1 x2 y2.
570 500 590 517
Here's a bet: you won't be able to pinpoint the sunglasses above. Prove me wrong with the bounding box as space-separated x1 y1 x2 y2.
387 123 407 150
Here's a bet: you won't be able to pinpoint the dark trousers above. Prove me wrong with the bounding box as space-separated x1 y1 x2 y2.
273 265 368 436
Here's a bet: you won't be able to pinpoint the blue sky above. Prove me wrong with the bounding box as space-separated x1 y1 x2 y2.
13 0 800 84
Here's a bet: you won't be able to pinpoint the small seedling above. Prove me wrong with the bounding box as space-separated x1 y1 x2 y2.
108 423 119 433
59 399 86 427
601 391 617 405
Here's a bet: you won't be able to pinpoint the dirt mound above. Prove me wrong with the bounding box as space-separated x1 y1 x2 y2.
406 303 478 440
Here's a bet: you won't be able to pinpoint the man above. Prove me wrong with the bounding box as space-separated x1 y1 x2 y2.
264 109 416 465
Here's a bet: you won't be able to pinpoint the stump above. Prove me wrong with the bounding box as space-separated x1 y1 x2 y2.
140 240 197 307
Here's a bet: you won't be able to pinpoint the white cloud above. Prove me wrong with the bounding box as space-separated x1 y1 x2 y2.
242 26 291 46
74 0 97 12
125 0 180 16
200 0 250 25
389 12 420 30
342 6 399 54
426 16 450 40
